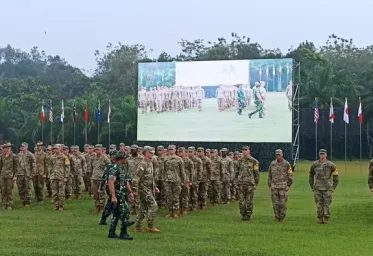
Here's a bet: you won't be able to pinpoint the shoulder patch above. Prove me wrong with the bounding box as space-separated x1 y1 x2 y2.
65 157 70 165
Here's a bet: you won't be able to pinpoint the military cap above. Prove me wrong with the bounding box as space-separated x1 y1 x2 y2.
21 142 28 147
115 152 128 161
110 144 116 148
143 146 154 153
36 141 44 146
2 142 13 148
109 150 118 156
221 148 228 152
188 146 195 151
52 144 61 149
84 144 89 148
138 147 143 151
157 145 164 150
229 151 234 155
205 149 211 152
87 145 94 149
242 146 250 150
95 144 103 148
234 151 240 155
197 147 204 151
168 145 176 150
178 147 185 151
47 145 52 149
124 146 130 150
319 149 327 154
275 149 283 155
150 147 155 154
119 143 125 146
62 145 69 150
130 144 138 150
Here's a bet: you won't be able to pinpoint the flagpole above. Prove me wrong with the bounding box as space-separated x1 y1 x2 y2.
97 100 100 144
330 97 333 160
50 100 53 145
108 100 111 147
315 98 318 160
74 122 76 145
359 97 362 174
344 97 347 174
85 100 88 144
41 100 44 143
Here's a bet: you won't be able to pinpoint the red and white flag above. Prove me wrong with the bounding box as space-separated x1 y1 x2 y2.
40 104 45 123
358 97 363 124
329 97 335 123
343 98 349 124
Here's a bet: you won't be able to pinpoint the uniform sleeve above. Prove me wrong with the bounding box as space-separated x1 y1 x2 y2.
30 153 36 176
287 162 293 187
99 165 108 190
253 160 260 186
190 161 195 183
46 156 51 178
206 159 212 179
331 164 339 190
229 160 234 182
235 160 241 179
43 154 47 176
108 166 117 181
132 163 144 193
309 163 315 189
179 159 186 184
267 163 272 187
197 159 203 181
81 156 87 176
64 156 70 179
369 160 373 189
13 155 18 177
219 160 224 181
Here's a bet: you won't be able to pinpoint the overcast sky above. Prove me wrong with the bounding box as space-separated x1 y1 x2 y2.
1 0 371 73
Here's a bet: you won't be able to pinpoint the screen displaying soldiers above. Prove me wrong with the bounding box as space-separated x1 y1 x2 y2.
137 59 293 143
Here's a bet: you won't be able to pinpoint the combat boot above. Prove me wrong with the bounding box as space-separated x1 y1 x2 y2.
165 211 173 218
98 213 108 225
318 217 324 224
108 217 119 239
119 224 133 240
24 204 30 208
126 221 135 227
181 210 188 215
323 217 329 224
59 207 64 211
173 211 179 218
146 227 160 233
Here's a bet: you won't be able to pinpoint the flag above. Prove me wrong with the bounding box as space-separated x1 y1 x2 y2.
343 98 349 124
266 65 269 76
40 104 45 123
272 64 275 76
314 100 319 124
107 100 111 123
97 101 102 123
358 98 363 124
73 102 77 123
49 101 53 123
60 100 64 122
329 98 335 123
84 102 89 123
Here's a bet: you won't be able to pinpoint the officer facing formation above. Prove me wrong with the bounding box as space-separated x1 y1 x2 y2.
309 149 339 224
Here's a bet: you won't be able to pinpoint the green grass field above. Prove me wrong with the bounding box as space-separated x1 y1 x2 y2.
137 92 292 143
1 161 372 256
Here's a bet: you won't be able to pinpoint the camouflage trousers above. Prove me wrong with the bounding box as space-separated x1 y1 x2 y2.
32 175 44 202
197 182 208 208
85 172 92 194
220 181 231 203
1 178 14 208
209 180 221 204
238 184 255 219
102 194 114 220
189 183 198 210
271 188 288 219
180 185 190 211
155 180 166 207
71 175 82 197
65 175 72 198
16 175 32 206
111 195 130 223
135 192 158 229
165 182 181 211
51 179 66 208
45 177 52 197
91 180 105 208
230 181 237 200
314 190 333 218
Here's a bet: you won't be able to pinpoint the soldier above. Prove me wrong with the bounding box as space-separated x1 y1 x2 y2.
107 152 135 240
155 146 167 208
196 147 211 210
119 143 125 154
99 150 117 225
188 146 200 211
124 146 130 156
209 149 223 205
132 146 160 233
178 147 194 215
85 145 95 196
231 151 241 201
62 146 72 200
109 144 117 151
236 146 260 221
248 83 264 119
164 145 186 218
285 81 292 111
16 142 36 207
268 149 293 222
369 158 373 192
220 148 234 204
50 144 70 210
127 145 143 214
70 145 86 198
309 149 339 224
45 145 53 197
82 144 89 192
0 142 18 210
34 141 47 203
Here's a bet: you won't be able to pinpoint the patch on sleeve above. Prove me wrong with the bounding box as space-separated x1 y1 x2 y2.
332 168 338 176
287 164 293 174
253 161 259 170
65 157 70 165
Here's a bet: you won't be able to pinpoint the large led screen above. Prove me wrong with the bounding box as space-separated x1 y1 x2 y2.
137 58 293 143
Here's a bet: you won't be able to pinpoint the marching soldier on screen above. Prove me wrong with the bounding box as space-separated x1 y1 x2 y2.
267 149 293 222
309 149 339 224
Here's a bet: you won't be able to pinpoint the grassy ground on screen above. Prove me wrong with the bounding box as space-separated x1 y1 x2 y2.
0 161 372 256
137 92 292 143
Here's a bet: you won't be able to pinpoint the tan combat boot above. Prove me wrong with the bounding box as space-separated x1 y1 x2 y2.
318 217 324 224
323 217 329 224
165 211 173 218
182 210 188 215
146 227 160 233
173 211 179 218
24 204 30 208
59 207 64 211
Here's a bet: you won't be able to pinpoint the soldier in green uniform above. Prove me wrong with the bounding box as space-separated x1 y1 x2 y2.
248 83 264 119
107 152 134 240
309 149 339 224
98 150 117 225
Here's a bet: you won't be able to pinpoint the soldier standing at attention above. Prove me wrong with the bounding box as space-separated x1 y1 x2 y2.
33 141 47 203
127 145 144 214
236 146 259 221
50 144 70 210
132 146 160 233
0 142 18 210
155 146 166 208
70 146 86 199
119 143 125 154
231 151 241 202
309 149 339 224
178 147 194 215
62 146 72 200
109 144 117 151
196 147 211 210
45 145 53 197
85 145 95 196
268 149 293 222
368 158 373 192
107 152 135 240
82 144 89 193
164 145 186 218
220 148 234 204
16 142 36 208
188 146 200 211
90 144 110 213
209 149 223 206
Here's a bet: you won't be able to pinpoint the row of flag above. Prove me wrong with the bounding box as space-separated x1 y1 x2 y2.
313 97 363 125
258 63 291 77
39 100 112 124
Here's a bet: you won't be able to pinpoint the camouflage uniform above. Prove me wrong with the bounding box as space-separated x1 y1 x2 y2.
179 147 194 214
63 146 73 199
236 148 260 221
0 143 18 209
309 150 339 223
267 150 293 221
209 150 223 205
220 150 234 204
45 146 53 197
164 145 186 217
188 147 200 210
231 152 241 201
50 145 70 210
197 147 211 209
132 147 159 231
84 147 95 195
368 159 373 190
70 148 86 198
127 145 144 214
155 146 167 208
34 147 47 202
16 144 36 206
90 144 110 212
